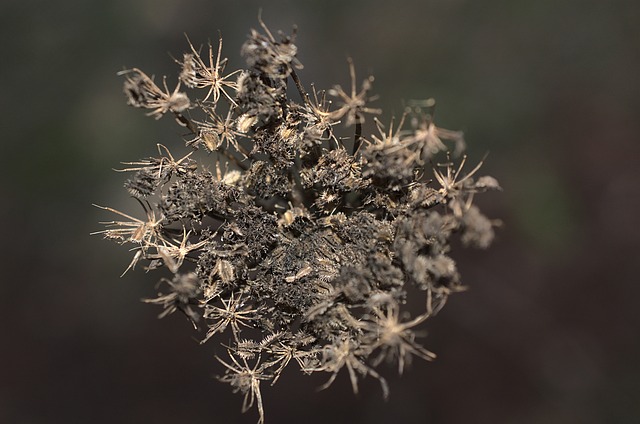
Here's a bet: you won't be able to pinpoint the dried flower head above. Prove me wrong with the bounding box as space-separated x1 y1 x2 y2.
178 34 241 105
95 16 501 423
120 68 190 119
328 57 381 127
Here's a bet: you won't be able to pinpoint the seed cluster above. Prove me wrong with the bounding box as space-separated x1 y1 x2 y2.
95 18 500 423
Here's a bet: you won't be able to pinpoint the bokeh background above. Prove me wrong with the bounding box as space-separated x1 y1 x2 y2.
2 0 639 422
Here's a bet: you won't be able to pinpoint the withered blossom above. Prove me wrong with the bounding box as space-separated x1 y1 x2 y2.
178 35 241 104
120 68 190 119
328 57 382 127
95 17 500 424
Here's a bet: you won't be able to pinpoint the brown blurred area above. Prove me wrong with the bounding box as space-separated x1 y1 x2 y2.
2 0 639 422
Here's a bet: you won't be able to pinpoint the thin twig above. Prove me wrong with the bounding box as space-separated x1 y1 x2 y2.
353 113 363 155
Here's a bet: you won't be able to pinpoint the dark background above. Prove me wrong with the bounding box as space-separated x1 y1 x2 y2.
2 0 639 423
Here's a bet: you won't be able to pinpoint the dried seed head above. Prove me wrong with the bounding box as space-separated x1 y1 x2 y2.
99 16 501 423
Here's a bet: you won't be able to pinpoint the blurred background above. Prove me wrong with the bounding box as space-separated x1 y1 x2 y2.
2 0 639 422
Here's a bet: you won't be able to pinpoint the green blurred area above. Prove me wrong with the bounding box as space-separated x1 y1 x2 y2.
2 1 639 423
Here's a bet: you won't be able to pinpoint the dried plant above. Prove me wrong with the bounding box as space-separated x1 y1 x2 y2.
95 16 501 423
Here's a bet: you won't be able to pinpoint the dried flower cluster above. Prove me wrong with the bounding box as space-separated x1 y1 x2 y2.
95 18 500 423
